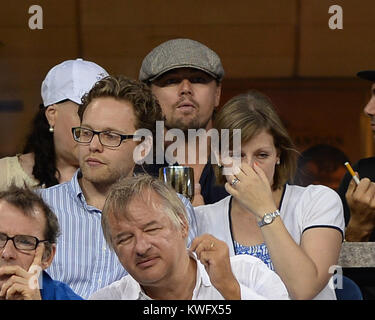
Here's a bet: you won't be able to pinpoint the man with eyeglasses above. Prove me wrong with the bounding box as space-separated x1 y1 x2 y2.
0 184 82 300
38 75 198 299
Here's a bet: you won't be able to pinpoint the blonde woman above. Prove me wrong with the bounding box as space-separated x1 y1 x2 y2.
195 90 344 299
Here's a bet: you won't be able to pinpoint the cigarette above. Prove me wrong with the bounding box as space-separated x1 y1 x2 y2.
344 162 360 185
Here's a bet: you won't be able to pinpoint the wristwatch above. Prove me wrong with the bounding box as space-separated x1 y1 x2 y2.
257 210 280 227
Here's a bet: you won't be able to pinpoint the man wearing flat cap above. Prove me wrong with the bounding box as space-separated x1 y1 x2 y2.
137 38 229 206
337 70 375 243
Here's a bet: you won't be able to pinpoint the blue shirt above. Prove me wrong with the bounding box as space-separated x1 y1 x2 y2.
41 271 83 300
38 170 197 299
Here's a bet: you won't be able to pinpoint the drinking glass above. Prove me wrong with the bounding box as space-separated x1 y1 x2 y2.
159 166 194 202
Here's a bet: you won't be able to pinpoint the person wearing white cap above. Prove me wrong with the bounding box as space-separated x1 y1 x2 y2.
137 38 229 207
0 58 108 191
338 70 375 244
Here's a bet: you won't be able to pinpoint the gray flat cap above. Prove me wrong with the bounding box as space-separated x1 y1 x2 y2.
139 38 224 82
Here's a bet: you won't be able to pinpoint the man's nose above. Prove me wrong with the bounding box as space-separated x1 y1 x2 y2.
134 235 151 256
178 79 193 96
89 133 104 152
0 240 17 261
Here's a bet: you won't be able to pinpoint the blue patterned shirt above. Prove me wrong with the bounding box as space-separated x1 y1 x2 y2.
233 241 274 271
38 170 198 299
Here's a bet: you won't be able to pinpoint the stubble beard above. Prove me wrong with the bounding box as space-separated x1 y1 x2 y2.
164 112 212 134
80 163 123 189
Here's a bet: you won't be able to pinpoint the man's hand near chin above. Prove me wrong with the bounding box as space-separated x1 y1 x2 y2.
0 244 44 300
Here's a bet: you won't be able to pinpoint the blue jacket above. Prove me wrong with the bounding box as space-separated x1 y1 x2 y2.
41 271 83 300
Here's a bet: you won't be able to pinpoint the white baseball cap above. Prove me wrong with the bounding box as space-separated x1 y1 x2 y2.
41 58 109 107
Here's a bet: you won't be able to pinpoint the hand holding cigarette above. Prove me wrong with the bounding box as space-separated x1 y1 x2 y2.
344 162 360 185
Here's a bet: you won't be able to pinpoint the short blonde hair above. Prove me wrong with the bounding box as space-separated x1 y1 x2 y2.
102 174 188 249
214 90 297 190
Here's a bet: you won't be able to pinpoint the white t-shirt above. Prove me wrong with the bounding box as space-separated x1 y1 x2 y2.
194 184 345 300
89 252 289 300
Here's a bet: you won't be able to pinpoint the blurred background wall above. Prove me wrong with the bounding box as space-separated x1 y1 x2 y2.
1 0 374 164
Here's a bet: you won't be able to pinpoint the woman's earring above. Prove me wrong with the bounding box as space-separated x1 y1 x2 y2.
49 126 54 133
276 159 280 165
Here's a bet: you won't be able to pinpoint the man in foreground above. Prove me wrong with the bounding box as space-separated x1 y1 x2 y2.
90 174 289 300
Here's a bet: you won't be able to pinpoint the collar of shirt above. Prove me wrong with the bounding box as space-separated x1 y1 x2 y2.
68 169 101 214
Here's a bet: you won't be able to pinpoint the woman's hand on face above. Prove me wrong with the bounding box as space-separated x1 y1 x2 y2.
224 162 276 218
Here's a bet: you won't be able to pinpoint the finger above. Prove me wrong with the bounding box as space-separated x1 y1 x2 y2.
190 234 215 256
369 185 375 209
224 181 235 195
232 163 253 180
190 235 210 252
225 173 236 184
352 178 372 203
194 239 216 260
346 177 357 198
197 250 214 269
0 266 29 279
221 157 242 176
226 174 240 187
0 275 29 298
0 266 29 297
238 162 252 175
29 243 45 272
367 181 375 197
356 178 371 194
5 283 32 300
252 162 273 187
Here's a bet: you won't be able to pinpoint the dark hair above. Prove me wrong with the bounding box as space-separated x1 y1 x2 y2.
294 144 349 187
22 105 59 188
0 184 60 257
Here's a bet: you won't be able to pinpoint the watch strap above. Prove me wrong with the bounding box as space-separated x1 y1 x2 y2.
258 209 280 227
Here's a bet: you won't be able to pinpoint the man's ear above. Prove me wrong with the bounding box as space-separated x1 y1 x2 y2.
44 105 58 128
41 244 56 270
179 214 189 240
214 82 222 108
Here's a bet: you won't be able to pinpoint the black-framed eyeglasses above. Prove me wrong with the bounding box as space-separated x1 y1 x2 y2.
0 232 49 251
72 127 138 147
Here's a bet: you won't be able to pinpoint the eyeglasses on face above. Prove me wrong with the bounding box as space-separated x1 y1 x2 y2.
72 127 138 147
0 232 49 251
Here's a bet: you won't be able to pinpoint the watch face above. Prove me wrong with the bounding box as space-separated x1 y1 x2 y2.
264 214 273 224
